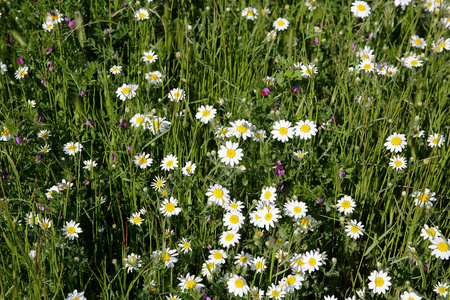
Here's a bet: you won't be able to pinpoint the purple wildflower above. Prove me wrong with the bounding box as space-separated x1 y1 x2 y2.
206 215 211 222
119 119 126 127
16 57 24 64
38 115 44 122
291 86 300 93
260 88 270 96
316 198 324 206
79 90 87 97
339 171 345 178
15 136 23 145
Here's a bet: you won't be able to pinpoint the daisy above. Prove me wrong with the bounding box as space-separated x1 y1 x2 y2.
394 0 412 9
178 273 204 291
234 251 253 268
37 143 50 154
263 76 275 85
439 38 450 50
62 220 82 240
368 270 391 294
15 66 28 80
260 186 277 202
400 291 422 300
220 230 241 248
253 129 267 141
135 8 149 21
0 61 7 75
337 195 356 215
129 212 144 226
195 105 216 124
65 290 86 300
284 200 308 219
124 253 142 273
205 184 230 206
384 132 407 153
59 179 73 191
389 155 407 171
261 7 270 16
160 154 178 171
356 96 371 108
228 275 249 297
1 127 12 141
273 18 289 31
63 142 83 156
295 119 318 140
142 50 158 63
116 83 138 101
357 45 375 60
293 150 308 159
271 120 295 143
225 199 244 212
208 249 227 264
301 64 318 77
324 296 338 300
145 71 162 84
379 65 398 77
182 161 196 176
168 88 185 102
305 0 318 11
345 219 365 239
223 211 245 231
130 113 147 129
282 274 304 293
251 256 266 273
83 159 97 170
201 260 221 279
134 152 153 169
229 119 253 140
250 287 265 299
25 212 40 227
257 206 280 230
218 141 244 166
357 59 375 73
27 100 36 108
427 133 445 148
412 189 436 207
404 56 423 68
149 117 171 135
37 129 51 139
267 283 285 299
302 250 323 273
42 21 54 32
432 41 444 53
160 197 182 217
163 248 179 268
215 126 232 139
429 238 450 260
411 35 427 49
434 282 449 297
351 1 371 18
411 126 425 138
293 62 303 71
421 224 441 241
242 7 257 20
178 237 192 254
110 65 122 75
151 176 165 191
47 10 63 24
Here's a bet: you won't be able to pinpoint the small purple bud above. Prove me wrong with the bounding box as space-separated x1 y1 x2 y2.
339 171 345 178
15 136 23 145
207 244 212 250
119 119 126 127
112 153 118 162
46 46 55 55
79 90 87 97
316 198 324 206
38 115 44 122
46 61 52 67
7 38 13 46
291 86 300 93
260 88 270 96
351 44 355 51
49 66 54 72
277 183 284 191
424 263 429 274
41 80 47 86
85 120 94 128
127 146 131 153
1 171 8 180
16 57 24 64
26 139 32 144
206 215 211 222
39 205 45 212
312 37 319 44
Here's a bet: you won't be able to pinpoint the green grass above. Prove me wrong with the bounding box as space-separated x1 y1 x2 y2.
0 0 450 299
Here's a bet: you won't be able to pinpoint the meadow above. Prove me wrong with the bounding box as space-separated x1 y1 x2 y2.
0 0 450 299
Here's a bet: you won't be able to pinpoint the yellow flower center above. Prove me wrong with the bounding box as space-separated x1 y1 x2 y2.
294 206 301 213
67 227 75 234
69 145 76 151
247 11 253 16
235 279 244 288
427 228 436 236
230 215 239 224
134 216 141 224
147 55 154 61
156 181 163 187
362 54 369 59
187 166 192 171
411 60 418 66
277 20 285 26
226 149 236 158
113 67 118 71
432 138 439 144
391 136 402 145
122 87 130 94
19 70 25 76
51 15 58 21
363 64 371 70
357 4 366 11
183 242 190 249
265 213 273 221
230 203 238 209
173 92 181 98
420 194 429 202
186 280 197 289
309 258 316 266
213 252 222 260
264 192 271 199
387 71 393 75
2 129 10 136
153 120 162 129
351 226 359 233
202 110 210 117
375 277 384 287
138 157 147 164
225 234 234 241
166 160 173 167
286 277 296 285
237 125 247 133
394 160 402 167
272 291 280 297
42 223 49 229
213 189 223 198
415 39 422 45
342 200 351 209
47 24 52 29
437 242 448 252
301 124 310 133
140 13 146 19
279 127 288 135
221 128 228 135
136 117 144 124
439 286 446 293
164 252 171 261
165 203 175 212
255 262 263 269
301 217 308 226
240 256 247 262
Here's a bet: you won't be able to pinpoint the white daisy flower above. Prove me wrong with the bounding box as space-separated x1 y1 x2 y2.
62 220 82 240
411 35 427 49
420 224 441 241
160 154 178 171
273 18 289 31
411 189 436 207
116 83 138 101
294 119 318 140
284 200 308 219
389 155 407 171
205 184 230 206
351 1 371 18
242 7 257 20
384 132 407 153
160 197 182 217
63 142 83 156
195 105 217 124
110 65 122 75
178 237 192 254
368 270 391 294
218 141 244 166
345 219 364 239
427 133 445 148
219 230 241 248
134 152 153 169
83 159 97 170
428 238 449 260
182 161 196 176
142 50 158 63
129 212 144 226
135 9 149 21
271 120 295 143
15 66 28 80
251 256 266 273
208 249 227 264
168 88 185 102
227 274 249 297
145 71 162 84
337 195 356 215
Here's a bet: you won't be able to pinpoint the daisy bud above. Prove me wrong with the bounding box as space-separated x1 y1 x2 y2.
150 142 155 146
136 1 140 5
376 262 382 267
61 157 65 161
293 230 299 236
226 7 230 12
15 17 19 21
293 195 298 200
205 6 210 11
405 280 410 286
285 4 290 9
275 111 280 116
242 98 246 102
143 187 148 192
332 257 337 263
74 257 80 262
401 191 407 197
112 224 117 229
112 259 117 265
206 152 211 157
356 77 361 82
414 116 420 121
387 182 392 188
339 216 345 222
210 150 216 156
265 241 271 247
125 107 130 113
187 25 192 30
339 30 343 35
158 98 162 102
417 101 422 106
425 205 431 210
